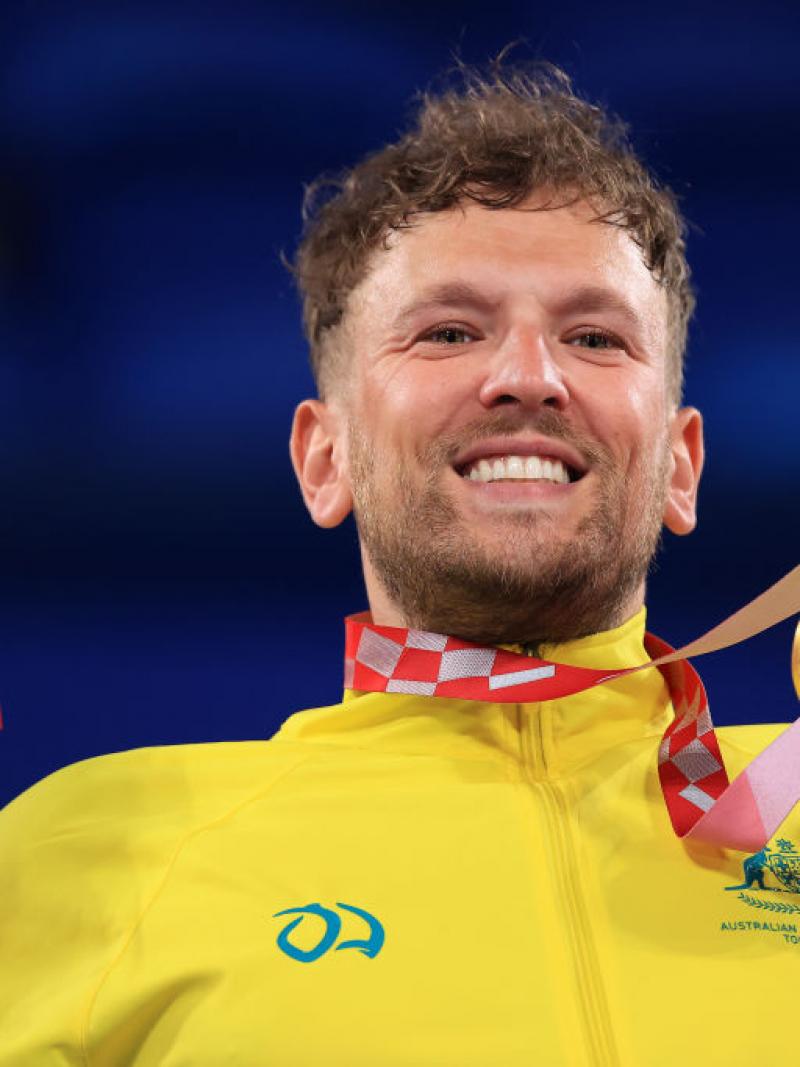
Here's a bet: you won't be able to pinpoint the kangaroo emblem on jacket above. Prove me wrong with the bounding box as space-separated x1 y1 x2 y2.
725 839 800 894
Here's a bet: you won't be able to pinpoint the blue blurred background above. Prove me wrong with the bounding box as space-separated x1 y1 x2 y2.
0 0 797 807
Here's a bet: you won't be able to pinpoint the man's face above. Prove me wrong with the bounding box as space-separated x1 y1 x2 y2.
297 194 702 647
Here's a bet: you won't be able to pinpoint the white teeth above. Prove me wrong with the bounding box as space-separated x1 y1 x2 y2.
463 454 571 484
524 456 544 479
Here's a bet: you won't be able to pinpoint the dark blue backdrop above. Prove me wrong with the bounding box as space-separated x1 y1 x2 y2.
0 1 797 808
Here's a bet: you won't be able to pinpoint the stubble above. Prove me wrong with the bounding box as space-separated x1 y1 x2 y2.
348 408 670 650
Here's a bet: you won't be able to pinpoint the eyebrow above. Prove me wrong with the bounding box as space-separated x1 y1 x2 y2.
389 282 501 332
389 281 646 334
550 285 646 331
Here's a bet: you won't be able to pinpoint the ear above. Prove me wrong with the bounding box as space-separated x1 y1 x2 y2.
289 399 353 528
662 406 704 535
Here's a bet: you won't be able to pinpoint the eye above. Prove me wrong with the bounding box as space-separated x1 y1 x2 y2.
420 323 477 345
566 329 624 351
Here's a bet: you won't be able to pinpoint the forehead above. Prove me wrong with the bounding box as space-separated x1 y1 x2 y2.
348 195 667 341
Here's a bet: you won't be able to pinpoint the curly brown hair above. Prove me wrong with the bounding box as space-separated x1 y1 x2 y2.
290 55 694 403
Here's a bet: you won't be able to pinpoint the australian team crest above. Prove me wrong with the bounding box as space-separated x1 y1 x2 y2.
725 839 800 911
769 842 800 893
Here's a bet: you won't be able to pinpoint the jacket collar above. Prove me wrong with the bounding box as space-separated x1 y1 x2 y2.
277 608 675 777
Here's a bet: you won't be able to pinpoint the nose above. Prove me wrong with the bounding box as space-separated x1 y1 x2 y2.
478 328 570 411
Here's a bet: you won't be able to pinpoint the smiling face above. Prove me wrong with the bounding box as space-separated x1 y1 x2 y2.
291 194 704 647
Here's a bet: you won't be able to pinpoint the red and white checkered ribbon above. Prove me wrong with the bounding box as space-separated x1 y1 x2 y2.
344 565 800 853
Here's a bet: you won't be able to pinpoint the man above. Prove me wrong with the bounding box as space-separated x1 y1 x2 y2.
0 59 797 1066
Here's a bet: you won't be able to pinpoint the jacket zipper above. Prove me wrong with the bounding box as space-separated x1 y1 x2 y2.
519 702 620 1067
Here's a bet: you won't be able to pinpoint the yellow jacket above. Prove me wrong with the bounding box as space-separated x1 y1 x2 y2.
1 608 797 1066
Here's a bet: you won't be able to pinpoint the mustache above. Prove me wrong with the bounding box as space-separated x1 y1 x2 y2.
421 408 611 470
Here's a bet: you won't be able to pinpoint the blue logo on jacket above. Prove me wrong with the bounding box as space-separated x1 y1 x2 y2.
273 902 385 962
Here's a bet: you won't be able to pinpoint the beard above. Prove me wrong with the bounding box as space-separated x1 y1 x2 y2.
348 407 672 651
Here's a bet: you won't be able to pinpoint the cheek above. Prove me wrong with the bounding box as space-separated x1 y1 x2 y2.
573 369 665 465
366 364 471 453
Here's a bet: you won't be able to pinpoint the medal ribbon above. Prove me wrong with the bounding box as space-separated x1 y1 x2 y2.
344 565 800 853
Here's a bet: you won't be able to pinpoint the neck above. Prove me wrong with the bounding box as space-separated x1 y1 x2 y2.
360 553 646 650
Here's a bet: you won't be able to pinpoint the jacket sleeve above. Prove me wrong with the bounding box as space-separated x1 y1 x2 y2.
0 751 185 1065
